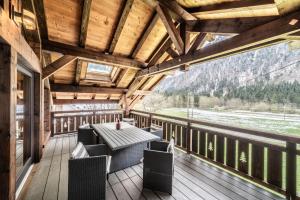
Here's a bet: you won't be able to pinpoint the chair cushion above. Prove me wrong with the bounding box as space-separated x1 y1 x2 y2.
71 142 89 159
167 139 175 154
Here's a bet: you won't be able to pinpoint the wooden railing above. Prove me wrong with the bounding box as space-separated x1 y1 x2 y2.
129 109 300 200
50 109 123 135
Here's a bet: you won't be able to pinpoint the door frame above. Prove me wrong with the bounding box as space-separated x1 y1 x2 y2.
15 63 35 188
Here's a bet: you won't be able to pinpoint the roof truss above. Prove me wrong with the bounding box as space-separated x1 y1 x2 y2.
79 0 92 47
136 10 300 77
42 40 145 69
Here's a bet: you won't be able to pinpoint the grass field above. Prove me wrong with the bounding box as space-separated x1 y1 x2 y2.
157 108 300 136
156 108 300 195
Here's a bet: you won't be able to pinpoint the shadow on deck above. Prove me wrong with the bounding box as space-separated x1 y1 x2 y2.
19 134 285 200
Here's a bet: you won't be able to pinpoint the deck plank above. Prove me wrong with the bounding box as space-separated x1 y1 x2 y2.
58 135 70 200
107 186 118 200
175 152 282 200
43 136 63 200
109 173 121 186
20 134 285 200
111 182 132 200
23 137 57 200
116 170 129 181
121 178 146 200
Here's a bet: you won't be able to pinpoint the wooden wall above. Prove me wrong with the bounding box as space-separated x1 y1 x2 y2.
0 43 17 200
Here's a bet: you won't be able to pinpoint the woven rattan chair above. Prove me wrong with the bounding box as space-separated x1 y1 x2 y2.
143 140 174 194
68 143 110 200
78 124 98 145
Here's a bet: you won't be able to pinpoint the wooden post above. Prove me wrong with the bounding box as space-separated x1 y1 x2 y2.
286 142 297 200
50 112 55 137
148 114 153 128
186 122 191 154
34 72 43 163
0 44 17 200
123 93 129 117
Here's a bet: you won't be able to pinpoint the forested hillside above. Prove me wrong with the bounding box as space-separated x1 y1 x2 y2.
155 41 300 107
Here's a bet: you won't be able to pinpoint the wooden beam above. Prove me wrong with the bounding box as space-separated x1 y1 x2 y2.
156 3 184 54
186 17 276 34
133 90 152 95
79 0 92 47
51 84 127 94
189 0 278 19
0 44 17 200
126 76 149 98
115 68 129 87
75 59 82 85
0 8 41 73
158 0 196 21
32 0 48 39
131 13 159 58
189 33 207 52
147 36 173 66
109 0 134 53
53 99 119 105
42 55 77 79
166 47 179 58
179 22 190 71
136 10 300 77
42 40 145 69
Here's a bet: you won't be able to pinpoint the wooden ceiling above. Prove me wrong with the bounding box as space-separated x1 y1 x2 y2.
26 0 300 108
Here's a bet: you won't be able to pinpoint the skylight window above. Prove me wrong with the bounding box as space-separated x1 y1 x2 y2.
87 63 112 74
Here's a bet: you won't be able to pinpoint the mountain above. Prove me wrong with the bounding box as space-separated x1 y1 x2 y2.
155 39 300 97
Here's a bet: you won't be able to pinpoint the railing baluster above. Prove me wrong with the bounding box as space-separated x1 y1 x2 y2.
199 130 206 156
163 122 167 140
176 125 181 146
286 142 297 200
251 144 264 180
268 148 282 188
216 135 225 164
238 140 249 174
227 137 236 169
191 129 198 154
207 133 214 160
186 122 191 153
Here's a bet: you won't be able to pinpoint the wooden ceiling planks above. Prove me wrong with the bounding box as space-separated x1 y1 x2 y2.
134 18 167 61
85 0 124 51
176 0 238 7
44 0 82 45
189 0 279 19
113 0 154 56
37 0 300 107
116 69 139 88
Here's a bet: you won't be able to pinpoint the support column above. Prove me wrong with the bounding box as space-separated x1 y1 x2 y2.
33 72 43 163
44 88 51 133
0 44 17 200
286 142 297 200
186 122 191 154
123 93 129 117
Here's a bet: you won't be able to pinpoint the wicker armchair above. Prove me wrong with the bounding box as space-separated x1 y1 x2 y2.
143 140 174 194
78 124 98 145
68 143 110 200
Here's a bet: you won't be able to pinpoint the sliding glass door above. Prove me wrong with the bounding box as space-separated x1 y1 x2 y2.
16 65 34 187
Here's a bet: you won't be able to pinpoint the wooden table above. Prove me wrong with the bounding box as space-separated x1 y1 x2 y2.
91 122 160 172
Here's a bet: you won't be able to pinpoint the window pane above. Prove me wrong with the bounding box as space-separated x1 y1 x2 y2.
87 63 112 74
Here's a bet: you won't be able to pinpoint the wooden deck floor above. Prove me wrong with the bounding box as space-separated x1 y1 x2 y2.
19 134 285 200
